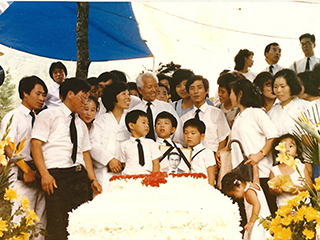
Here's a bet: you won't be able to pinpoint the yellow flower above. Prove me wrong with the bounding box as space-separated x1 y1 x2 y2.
314 176 320 191
275 141 286 153
303 228 315 240
0 154 7 166
4 188 19 201
26 209 39 225
20 196 30 211
0 219 8 237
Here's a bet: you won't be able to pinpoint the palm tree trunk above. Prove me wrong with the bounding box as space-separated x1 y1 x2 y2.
76 2 90 80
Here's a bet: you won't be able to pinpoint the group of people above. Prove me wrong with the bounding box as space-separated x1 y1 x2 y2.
2 32 320 240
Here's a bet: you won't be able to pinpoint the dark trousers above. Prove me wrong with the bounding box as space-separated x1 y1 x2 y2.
45 166 92 240
260 177 277 215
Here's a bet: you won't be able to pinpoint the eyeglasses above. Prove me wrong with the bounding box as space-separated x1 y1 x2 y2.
77 95 91 104
300 41 312 47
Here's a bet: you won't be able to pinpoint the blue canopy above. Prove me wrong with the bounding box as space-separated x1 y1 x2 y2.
0 2 153 61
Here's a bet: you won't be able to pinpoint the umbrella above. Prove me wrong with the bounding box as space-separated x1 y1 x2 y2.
0 2 153 61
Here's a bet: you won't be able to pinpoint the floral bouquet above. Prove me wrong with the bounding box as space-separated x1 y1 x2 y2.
0 116 45 239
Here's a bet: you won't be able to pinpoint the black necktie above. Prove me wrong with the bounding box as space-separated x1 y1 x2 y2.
70 113 77 163
194 109 201 120
29 111 35 128
306 57 310 71
146 102 155 140
164 140 172 147
269 65 274 74
136 139 145 166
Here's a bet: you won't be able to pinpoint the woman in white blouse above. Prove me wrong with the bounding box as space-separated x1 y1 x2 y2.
268 69 308 135
89 82 131 189
229 78 279 214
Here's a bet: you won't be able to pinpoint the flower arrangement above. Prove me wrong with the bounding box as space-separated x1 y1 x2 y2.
260 110 320 240
0 116 45 239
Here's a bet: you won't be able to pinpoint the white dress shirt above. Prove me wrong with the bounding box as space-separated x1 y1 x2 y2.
239 70 256 82
45 82 62 108
1 104 35 162
268 97 309 135
120 136 162 175
190 143 216 176
231 107 279 177
290 55 320 73
262 63 283 75
174 102 230 152
32 103 91 169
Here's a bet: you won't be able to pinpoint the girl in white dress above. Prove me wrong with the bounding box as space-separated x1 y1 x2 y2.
90 82 131 190
222 165 271 240
268 69 308 135
269 134 313 208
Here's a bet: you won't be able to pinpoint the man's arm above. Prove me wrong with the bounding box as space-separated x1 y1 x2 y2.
31 138 57 195
83 151 102 197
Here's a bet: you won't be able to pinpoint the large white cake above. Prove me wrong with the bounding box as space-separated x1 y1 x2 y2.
68 172 242 240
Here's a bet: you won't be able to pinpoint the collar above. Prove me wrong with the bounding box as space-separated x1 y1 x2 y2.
192 143 205 153
130 136 144 143
53 81 60 89
192 102 208 114
142 99 157 106
19 104 33 117
156 137 173 145
61 103 72 117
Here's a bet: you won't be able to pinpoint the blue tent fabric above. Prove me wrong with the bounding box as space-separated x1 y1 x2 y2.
0 2 153 61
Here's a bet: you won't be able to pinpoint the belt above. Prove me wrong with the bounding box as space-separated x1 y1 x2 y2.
49 165 84 172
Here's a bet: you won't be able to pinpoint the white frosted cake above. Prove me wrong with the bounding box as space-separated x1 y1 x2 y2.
68 172 242 240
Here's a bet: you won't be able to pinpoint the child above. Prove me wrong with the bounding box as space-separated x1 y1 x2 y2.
222 166 271 240
269 133 313 208
155 111 181 147
183 118 216 186
120 110 161 175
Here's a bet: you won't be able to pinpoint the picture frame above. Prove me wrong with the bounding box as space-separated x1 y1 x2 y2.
159 145 192 173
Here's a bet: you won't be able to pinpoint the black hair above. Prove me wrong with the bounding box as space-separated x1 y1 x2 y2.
171 69 194 101
234 49 254 71
88 95 99 111
98 71 119 84
59 78 91 100
127 82 142 99
155 111 178 128
49 61 67 80
102 82 129 112
168 151 181 160
183 118 206 134
311 63 320 87
221 172 248 194
18 75 48 100
272 69 302 96
253 72 273 107
217 72 244 94
230 78 263 108
125 110 148 133
264 42 279 55
298 71 320 96
110 70 127 83
186 75 209 93
299 33 316 43
87 77 99 87
272 133 303 163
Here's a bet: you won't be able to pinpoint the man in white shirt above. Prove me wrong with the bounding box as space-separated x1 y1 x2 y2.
44 61 67 108
263 42 283 75
290 33 320 73
31 78 102 240
1 76 47 240
130 72 179 141
174 75 230 153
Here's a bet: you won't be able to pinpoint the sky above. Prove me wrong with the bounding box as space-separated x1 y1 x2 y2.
0 1 319 106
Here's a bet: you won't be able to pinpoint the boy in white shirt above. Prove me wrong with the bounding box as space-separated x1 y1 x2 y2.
121 110 161 175
183 118 216 186
155 111 180 148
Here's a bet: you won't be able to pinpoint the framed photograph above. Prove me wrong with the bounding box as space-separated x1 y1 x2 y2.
159 146 192 173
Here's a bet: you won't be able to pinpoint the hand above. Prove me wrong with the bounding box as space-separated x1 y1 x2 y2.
271 186 282 195
91 180 102 198
108 158 122 173
246 153 262 166
291 186 300 195
244 221 255 231
23 169 36 183
41 173 57 195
